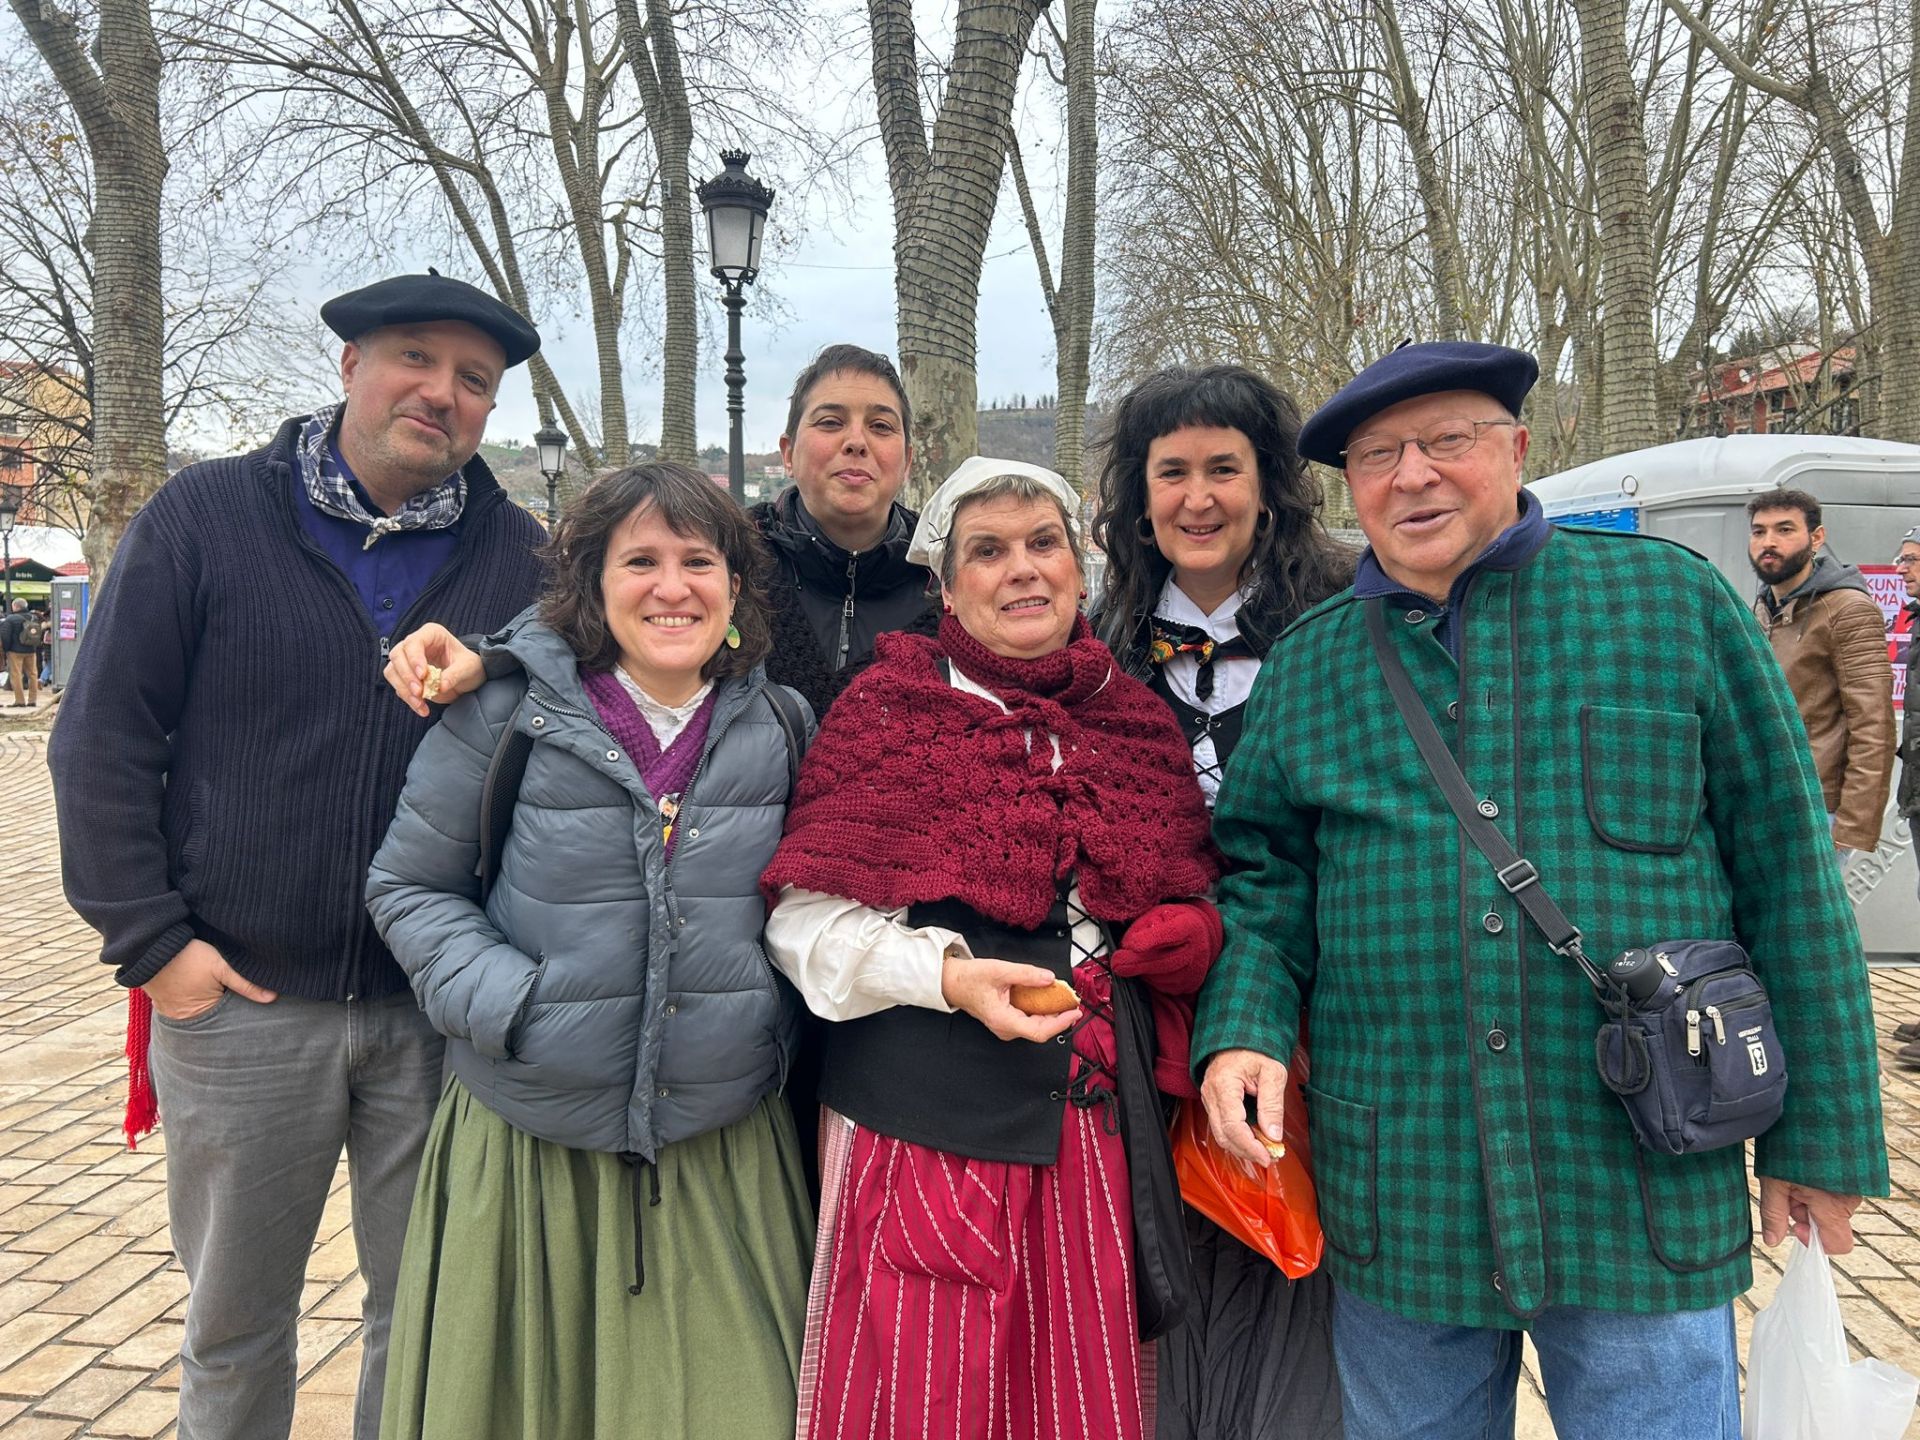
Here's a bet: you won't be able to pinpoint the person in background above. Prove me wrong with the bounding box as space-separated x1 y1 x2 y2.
1748 488 1896 857
367 463 814 1438
2 597 41 706
763 457 1224 1440
1090 364 1349 1438
48 273 547 1440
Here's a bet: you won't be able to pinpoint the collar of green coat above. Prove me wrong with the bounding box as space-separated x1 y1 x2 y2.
1353 489 1552 657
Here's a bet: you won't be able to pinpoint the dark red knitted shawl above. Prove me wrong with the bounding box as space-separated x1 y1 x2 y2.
761 614 1219 929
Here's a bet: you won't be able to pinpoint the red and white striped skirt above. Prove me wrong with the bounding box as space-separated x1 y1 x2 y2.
795 1103 1151 1440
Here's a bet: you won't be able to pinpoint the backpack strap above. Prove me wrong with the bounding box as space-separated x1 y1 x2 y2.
477 680 533 900
762 683 810 795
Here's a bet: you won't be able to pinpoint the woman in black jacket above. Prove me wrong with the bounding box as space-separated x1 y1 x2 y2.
1090 364 1353 1439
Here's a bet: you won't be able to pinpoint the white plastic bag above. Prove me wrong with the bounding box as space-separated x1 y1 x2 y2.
1744 1229 1919 1440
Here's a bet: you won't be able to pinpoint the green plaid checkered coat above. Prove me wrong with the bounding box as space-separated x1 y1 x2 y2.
1193 525 1888 1329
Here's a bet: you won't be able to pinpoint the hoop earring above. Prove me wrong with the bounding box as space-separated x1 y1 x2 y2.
1255 509 1273 536
1135 517 1157 546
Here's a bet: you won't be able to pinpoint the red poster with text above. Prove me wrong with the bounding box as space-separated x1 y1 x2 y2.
1861 564 1909 712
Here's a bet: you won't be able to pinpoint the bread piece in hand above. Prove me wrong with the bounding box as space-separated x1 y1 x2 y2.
1010 979 1079 1016
422 665 444 702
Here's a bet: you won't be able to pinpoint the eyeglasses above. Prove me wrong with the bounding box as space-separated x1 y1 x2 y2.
1342 419 1518 478
1895 527 1920 567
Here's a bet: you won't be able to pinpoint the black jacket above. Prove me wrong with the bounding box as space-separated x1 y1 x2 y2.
750 488 941 715
49 416 547 997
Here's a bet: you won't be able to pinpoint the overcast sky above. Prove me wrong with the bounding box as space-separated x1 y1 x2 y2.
479 109 1069 461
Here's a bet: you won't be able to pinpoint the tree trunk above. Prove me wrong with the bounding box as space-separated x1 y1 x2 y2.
1879 0 1920 440
536 9 628 468
1374 0 1471 339
1575 0 1661 453
872 0 1045 501
9 0 168 586
616 0 698 462
1052 0 1096 490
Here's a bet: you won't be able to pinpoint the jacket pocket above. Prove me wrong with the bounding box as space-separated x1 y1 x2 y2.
504 953 546 1058
1304 1085 1378 1264
1580 705 1703 854
1634 1144 1752 1272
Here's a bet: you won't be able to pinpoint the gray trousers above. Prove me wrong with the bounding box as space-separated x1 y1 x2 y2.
148 987 443 1440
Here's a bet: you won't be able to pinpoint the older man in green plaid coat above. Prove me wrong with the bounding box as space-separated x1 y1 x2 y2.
1193 342 1887 1440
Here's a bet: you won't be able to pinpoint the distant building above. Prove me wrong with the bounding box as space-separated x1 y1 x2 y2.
0 361 90 530
1685 345 1857 439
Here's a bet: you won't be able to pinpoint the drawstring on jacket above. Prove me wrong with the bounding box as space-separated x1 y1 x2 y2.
619 1153 663 1295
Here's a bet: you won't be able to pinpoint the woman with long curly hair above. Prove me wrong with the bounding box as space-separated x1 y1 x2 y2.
1091 365 1352 1438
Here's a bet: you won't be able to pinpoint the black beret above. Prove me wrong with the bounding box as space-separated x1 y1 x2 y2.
1297 341 1539 467
321 271 541 368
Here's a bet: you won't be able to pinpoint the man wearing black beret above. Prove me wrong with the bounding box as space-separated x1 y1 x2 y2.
1194 341 1887 1437
50 273 548 1440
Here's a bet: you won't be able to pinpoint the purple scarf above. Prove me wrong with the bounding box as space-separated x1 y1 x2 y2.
580 667 719 857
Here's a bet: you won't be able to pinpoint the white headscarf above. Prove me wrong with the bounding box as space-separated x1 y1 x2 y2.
906 455 1081 579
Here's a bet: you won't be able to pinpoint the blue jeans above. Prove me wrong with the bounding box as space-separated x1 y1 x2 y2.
1330 1282 1740 1440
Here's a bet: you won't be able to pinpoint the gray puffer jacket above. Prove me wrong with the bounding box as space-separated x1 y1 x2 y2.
366 617 810 1159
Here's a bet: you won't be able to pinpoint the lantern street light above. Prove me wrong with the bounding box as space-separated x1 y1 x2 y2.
696 149 775 505
0 489 19 607
534 423 568 528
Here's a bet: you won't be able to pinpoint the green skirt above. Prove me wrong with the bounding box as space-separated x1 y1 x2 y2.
380 1079 813 1440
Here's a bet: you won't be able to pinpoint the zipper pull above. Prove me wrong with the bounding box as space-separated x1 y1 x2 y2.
380 635 391 660
1655 952 1677 977
1686 1008 1702 1056
1705 1005 1726 1044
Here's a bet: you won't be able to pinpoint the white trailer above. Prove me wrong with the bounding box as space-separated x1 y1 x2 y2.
1527 435 1920 962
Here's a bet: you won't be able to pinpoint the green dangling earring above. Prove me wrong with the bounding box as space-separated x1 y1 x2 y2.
725 620 742 650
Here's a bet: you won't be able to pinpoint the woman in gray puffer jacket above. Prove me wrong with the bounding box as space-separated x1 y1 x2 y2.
366 462 813 1440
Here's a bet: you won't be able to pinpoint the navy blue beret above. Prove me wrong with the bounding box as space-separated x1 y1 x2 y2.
321 272 541 368
1297 341 1538 467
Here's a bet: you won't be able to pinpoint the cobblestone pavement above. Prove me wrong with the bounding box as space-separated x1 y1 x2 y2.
1 730 1917 1438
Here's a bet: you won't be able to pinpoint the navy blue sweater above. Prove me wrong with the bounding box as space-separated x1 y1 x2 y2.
50 415 546 999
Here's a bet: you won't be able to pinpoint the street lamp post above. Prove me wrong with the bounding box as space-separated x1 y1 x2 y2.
697 150 775 505
0 490 19 607
534 423 568 529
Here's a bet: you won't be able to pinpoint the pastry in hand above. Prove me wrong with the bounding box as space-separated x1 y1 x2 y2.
1010 979 1079 1016
422 664 444 702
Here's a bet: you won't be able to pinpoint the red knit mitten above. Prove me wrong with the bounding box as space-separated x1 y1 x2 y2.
1110 898 1224 996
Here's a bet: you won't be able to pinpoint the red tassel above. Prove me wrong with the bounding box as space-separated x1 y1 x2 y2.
124 988 158 1149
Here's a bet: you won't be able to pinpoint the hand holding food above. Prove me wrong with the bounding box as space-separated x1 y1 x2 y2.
941 953 1081 1043
384 624 484 717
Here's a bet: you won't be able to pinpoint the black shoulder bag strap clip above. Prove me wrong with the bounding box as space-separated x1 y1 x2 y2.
1362 597 1604 988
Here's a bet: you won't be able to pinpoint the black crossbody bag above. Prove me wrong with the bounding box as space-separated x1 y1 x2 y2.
1363 598 1786 1155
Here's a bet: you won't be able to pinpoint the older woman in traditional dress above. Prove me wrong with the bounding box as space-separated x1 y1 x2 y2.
761 457 1223 1440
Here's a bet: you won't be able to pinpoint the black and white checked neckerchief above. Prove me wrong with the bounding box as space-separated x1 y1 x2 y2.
298 404 466 550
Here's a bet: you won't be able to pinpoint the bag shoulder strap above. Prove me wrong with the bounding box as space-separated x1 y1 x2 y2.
1362 597 1601 984
762 683 809 795
477 680 534 900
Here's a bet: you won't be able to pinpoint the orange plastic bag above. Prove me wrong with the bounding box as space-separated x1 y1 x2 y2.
1170 1050 1324 1278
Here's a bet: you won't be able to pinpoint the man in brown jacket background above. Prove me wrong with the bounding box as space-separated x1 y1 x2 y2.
1748 487 1896 855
